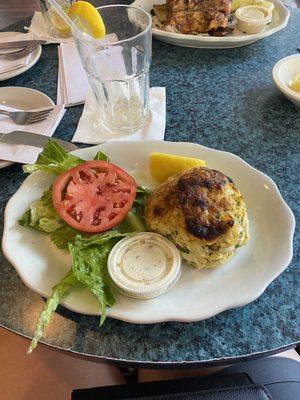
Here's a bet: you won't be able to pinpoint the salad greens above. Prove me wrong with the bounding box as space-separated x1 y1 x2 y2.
19 187 62 233
93 150 109 161
23 139 85 175
119 186 151 232
70 231 129 326
28 271 77 354
20 139 150 353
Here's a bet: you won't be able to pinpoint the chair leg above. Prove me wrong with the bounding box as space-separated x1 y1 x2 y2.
118 367 139 384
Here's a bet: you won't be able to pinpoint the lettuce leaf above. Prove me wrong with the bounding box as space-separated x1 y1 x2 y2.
19 187 62 233
23 139 85 175
27 271 78 354
69 231 129 325
27 230 129 352
93 151 109 161
50 225 87 249
119 186 151 232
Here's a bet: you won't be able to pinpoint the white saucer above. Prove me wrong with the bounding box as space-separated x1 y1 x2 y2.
0 86 54 169
0 32 42 82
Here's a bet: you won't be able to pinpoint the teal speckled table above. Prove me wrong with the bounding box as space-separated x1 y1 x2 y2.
0 9 299 368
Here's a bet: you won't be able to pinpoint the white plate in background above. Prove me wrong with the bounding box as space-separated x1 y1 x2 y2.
0 87 54 169
2 141 295 323
0 32 42 81
131 0 290 49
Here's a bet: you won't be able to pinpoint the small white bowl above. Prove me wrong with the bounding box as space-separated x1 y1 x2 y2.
235 5 272 34
272 54 300 107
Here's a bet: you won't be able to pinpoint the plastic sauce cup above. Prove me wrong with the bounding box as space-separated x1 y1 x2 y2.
235 5 273 34
108 232 181 299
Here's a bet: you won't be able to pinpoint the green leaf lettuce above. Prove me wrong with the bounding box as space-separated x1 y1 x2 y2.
19 187 62 233
23 139 85 175
28 271 77 354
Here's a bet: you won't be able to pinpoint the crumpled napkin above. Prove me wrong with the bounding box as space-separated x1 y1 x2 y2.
72 87 166 144
0 105 65 164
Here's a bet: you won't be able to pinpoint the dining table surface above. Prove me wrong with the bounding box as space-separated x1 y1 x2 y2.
0 7 299 368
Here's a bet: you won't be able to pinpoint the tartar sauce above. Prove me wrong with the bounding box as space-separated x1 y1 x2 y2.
235 5 272 34
108 232 181 299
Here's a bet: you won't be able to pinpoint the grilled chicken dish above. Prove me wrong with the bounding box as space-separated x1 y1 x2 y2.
153 0 232 35
145 167 249 269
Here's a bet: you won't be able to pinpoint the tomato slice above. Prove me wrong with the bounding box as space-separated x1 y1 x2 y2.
52 160 136 233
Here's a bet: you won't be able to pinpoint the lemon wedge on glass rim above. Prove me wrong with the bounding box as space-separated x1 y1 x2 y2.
68 1 106 39
48 6 71 36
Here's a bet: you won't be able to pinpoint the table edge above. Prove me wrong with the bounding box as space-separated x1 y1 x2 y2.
1 324 299 368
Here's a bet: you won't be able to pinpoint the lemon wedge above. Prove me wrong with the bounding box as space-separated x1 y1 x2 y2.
149 152 206 183
68 1 105 39
231 0 274 12
289 73 300 93
48 7 71 36
231 0 253 12
253 0 274 12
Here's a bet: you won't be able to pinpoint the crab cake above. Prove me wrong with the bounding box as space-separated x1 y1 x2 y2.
145 167 249 269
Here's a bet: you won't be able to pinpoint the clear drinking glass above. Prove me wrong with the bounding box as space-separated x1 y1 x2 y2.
39 0 72 38
72 5 152 133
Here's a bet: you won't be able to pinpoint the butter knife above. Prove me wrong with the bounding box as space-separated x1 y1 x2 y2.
0 131 78 152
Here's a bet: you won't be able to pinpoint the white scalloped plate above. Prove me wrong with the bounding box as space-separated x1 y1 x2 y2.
131 0 290 48
2 141 295 323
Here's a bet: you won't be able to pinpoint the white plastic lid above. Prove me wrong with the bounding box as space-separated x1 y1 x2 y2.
108 232 181 299
235 5 272 24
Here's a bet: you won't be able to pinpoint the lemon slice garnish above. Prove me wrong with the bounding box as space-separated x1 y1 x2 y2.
68 1 106 39
289 73 300 93
149 152 206 183
231 0 274 12
253 0 274 12
231 0 253 12
48 7 71 36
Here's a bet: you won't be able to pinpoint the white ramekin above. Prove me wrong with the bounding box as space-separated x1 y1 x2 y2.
272 54 300 107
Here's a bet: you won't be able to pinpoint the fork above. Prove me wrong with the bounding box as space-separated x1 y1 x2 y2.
0 130 78 152
0 106 54 125
0 44 40 61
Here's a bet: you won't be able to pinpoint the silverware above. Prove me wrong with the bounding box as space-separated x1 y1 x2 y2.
0 44 39 61
0 131 78 152
0 40 47 50
0 106 54 125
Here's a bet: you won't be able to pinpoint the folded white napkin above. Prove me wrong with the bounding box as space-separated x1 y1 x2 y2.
72 87 166 144
57 42 89 107
27 11 73 44
0 52 32 75
0 105 65 164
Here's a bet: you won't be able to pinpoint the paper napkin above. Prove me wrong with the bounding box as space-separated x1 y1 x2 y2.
27 11 73 44
57 42 89 107
0 105 65 164
72 87 166 144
